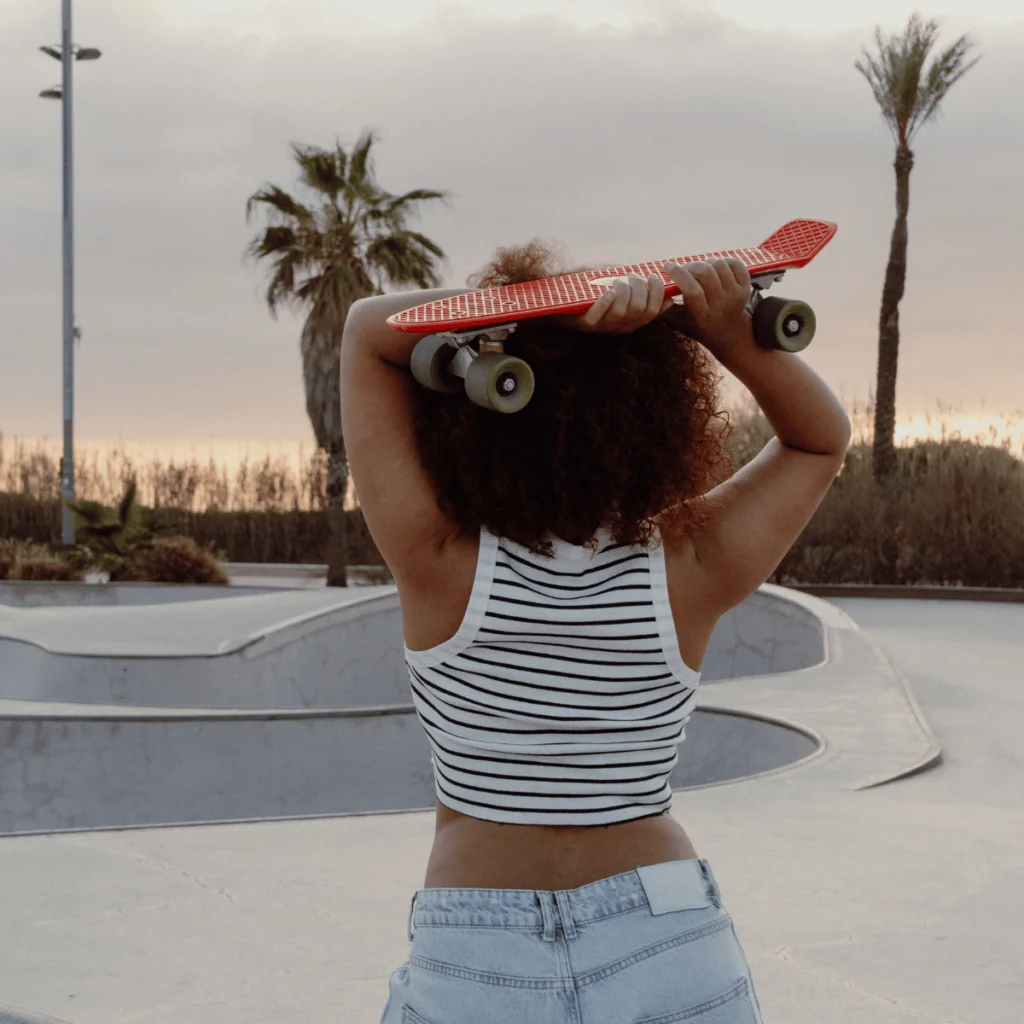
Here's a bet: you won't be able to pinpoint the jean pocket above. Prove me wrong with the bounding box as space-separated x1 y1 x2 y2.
635 977 759 1024
379 963 409 1024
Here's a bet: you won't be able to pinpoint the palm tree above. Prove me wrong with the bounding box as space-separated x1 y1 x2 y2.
246 132 448 585
856 14 979 480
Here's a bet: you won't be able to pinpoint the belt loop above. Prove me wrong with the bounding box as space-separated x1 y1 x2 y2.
407 892 418 942
538 891 558 942
699 860 721 909
555 890 577 940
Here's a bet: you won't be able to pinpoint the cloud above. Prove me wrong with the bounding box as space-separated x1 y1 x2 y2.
0 0 1020 442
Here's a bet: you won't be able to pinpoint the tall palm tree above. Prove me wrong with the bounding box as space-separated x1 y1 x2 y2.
247 132 448 585
856 14 979 480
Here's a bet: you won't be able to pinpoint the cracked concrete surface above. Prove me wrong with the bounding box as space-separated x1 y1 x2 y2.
700 586 825 682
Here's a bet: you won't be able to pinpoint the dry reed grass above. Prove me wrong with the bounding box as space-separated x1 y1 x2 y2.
723 398 1024 587
0 435 330 513
2 403 1022 586
0 539 84 582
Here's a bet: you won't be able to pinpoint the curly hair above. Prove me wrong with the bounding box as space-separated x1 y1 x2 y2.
413 241 732 555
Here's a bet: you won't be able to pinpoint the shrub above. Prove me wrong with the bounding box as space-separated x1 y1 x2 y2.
0 540 78 581
9 558 84 582
0 542 15 580
126 536 229 585
0 496 382 567
775 440 1024 587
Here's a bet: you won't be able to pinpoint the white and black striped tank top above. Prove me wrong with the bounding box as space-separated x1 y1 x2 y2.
404 525 700 826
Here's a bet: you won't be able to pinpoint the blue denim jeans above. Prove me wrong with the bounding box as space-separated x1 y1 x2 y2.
381 859 764 1024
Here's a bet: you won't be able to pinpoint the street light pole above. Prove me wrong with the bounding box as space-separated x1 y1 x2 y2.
39 2 100 546
60 0 75 547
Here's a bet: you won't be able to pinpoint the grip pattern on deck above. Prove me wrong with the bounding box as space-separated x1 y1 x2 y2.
389 219 836 332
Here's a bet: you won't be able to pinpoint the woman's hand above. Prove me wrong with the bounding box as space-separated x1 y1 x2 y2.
556 273 674 335
662 258 754 363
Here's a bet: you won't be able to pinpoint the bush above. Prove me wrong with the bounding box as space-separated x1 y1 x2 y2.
0 540 84 581
126 535 229 585
0 542 16 580
0 496 382 567
10 558 84 582
181 507 380 565
774 440 1024 587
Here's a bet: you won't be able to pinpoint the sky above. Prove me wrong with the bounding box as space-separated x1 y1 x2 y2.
1 0 1021 448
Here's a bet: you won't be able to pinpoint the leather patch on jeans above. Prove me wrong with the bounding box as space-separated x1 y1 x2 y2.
636 860 710 915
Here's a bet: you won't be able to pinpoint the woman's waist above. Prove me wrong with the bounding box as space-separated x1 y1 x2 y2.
425 802 698 890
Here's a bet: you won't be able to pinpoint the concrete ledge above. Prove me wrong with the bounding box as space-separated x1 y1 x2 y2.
0 588 404 708
0 581 271 608
792 583 1024 603
223 563 390 588
849 627 943 792
0 583 822 708
225 562 328 579
695 591 942 793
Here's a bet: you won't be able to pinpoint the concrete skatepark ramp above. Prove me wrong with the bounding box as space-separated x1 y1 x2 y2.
1 581 832 835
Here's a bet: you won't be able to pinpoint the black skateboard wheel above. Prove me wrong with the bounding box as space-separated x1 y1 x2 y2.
464 353 535 413
752 297 816 353
410 334 463 393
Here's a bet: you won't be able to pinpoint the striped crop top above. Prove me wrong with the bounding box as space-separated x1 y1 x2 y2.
404 525 701 826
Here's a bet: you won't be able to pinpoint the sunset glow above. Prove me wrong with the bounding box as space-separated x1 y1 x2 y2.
6 409 1021 506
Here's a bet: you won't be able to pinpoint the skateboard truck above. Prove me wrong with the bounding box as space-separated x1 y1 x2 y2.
410 323 536 414
410 271 818 414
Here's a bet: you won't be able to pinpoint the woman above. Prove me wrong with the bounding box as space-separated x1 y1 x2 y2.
341 241 851 1024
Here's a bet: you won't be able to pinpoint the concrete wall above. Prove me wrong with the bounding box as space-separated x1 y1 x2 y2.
0 583 827 835
702 585 825 681
0 583 823 709
0 582 273 608
0 704 817 835
0 591 406 709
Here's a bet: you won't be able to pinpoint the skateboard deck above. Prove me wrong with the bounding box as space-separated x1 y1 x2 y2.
387 219 837 333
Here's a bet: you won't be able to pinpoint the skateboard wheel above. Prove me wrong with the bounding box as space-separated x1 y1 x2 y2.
752 297 816 353
410 335 464 394
464 353 535 413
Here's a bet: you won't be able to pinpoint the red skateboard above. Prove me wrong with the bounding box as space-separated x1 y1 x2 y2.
388 219 837 413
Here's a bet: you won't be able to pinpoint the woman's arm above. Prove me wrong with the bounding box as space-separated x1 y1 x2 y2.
345 289 470 365
663 258 852 613
340 289 471 587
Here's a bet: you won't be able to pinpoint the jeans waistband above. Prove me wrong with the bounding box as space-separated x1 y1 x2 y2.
408 858 721 942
